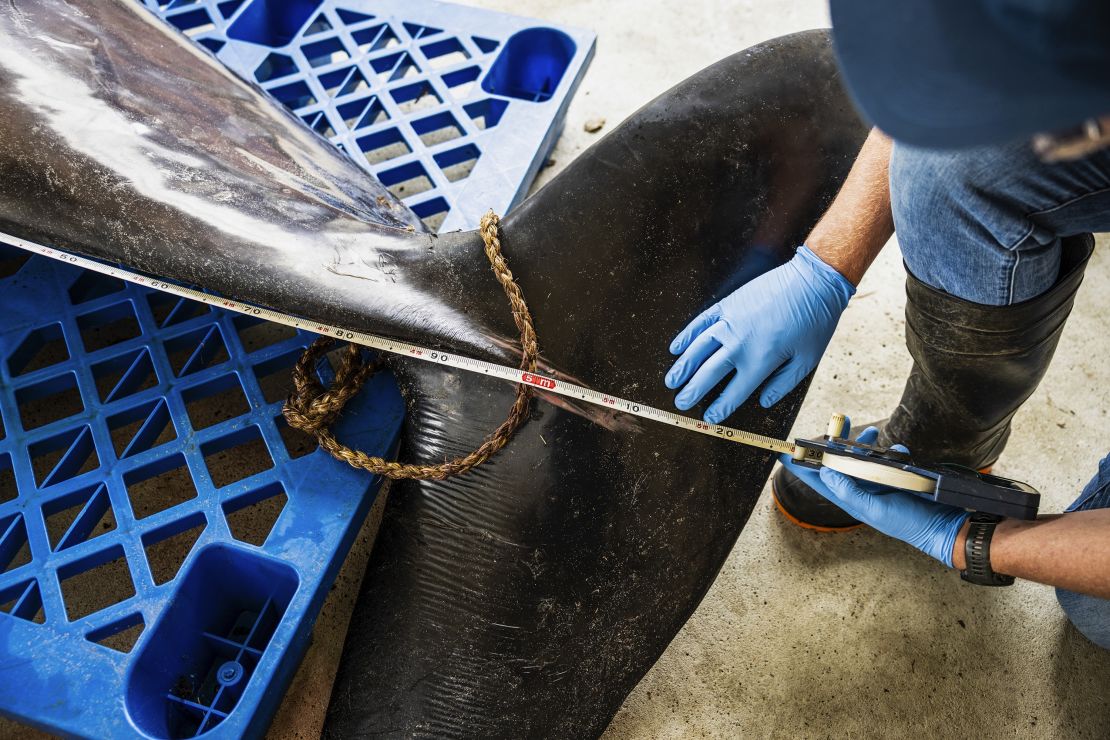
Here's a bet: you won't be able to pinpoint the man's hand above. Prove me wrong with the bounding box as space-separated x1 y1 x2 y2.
665 246 854 423
778 424 969 567
663 129 895 424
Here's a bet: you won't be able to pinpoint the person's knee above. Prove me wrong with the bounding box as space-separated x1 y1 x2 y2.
890 142 1057 304
889 144 972 231
890 143 1029 250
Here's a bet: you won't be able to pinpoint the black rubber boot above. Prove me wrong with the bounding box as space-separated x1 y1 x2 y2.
774 233 1094 531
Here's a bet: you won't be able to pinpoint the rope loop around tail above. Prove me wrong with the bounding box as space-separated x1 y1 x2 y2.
283 211 537 480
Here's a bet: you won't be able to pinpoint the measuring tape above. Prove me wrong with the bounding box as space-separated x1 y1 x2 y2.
1 231 799 454
5 231 1050 519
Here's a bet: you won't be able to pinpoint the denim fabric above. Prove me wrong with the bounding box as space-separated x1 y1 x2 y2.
890 140 1110 305
889 141 1110 647
1054 454 1110 649
1066 452 1110 514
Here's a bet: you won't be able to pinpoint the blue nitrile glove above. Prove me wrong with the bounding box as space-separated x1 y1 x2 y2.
665 246 854 424
778 424 970 568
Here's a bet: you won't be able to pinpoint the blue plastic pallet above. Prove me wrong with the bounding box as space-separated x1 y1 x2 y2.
142 0 596 233
0 248 405 739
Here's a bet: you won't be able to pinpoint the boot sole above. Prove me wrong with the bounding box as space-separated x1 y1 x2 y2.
770 475 863 533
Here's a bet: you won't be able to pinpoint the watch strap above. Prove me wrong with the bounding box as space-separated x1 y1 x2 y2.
960 513 1015 587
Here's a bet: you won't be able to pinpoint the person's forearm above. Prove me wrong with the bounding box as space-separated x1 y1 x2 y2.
951 510 1110 599
806 128 894 285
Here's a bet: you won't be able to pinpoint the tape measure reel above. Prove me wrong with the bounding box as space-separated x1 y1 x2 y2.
821 453 935 493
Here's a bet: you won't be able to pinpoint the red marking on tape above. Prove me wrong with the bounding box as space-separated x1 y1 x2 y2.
522 372 556 390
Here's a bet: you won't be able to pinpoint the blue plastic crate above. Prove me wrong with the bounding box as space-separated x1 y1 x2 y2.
0 247 405 738
141 0 596 233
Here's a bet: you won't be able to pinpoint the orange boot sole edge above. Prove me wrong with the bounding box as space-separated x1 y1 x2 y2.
770 475 863 533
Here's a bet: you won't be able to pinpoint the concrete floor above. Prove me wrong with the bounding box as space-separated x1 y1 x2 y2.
4 1 1109 738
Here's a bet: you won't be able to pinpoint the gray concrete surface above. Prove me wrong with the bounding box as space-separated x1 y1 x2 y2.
458 0 1110 737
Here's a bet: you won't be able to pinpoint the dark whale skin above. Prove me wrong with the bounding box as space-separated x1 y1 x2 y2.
326 33 867 740
0 4 866 738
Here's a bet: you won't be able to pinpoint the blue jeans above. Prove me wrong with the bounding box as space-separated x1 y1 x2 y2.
890 140 1110 648
1056 455 1110 649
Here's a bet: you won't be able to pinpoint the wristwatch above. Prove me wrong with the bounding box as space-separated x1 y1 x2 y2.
960 512 1015 587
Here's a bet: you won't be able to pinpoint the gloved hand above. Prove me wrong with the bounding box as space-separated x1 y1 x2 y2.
779 424 970 567
665 246 854 424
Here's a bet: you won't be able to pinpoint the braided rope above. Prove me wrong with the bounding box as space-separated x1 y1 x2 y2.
282 211 537 480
